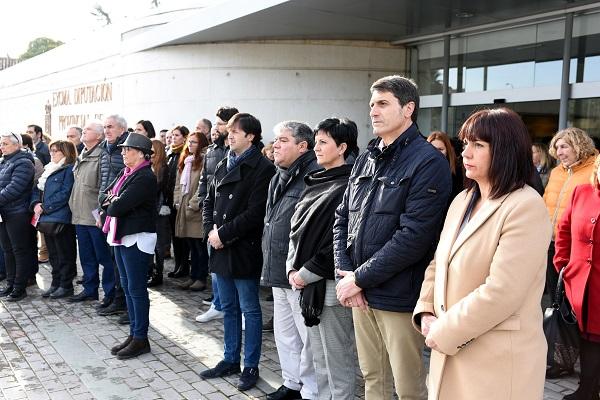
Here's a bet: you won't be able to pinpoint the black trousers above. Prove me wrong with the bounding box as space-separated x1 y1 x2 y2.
0 212 37 290
45 223 77 289
149 215 171 276
169 210 189 272
546 241 558 303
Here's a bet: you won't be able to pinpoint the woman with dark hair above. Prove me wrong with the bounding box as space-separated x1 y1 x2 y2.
135 120 156 139
174 132 210 291
413 108 552 400
32 140 78 299
100 133 157 360
147 139 171 287
166 125 191 278
532 142 554 188
428 131 463 202
0 132 36 301
554 154 600 400
287 117 359 399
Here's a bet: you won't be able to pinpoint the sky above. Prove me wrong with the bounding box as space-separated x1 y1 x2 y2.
0 0 206 57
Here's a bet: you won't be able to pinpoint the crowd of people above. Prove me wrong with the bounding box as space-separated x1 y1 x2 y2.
0 74 599 400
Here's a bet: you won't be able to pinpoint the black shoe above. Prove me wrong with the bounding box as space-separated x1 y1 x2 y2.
202 295 214 306
95 297 113 309
41 286 59 298
262 316 274 332
68 291 98 303
0 285 14 297
267 385 302 400
147 274 163 287
97 301 126 316
167 266 181 278
237 367 259 391
111 336 133 355
117 313 130 325
170 268 189 279
546 365 574 379
200 360 241 379
117 338 150 360
6 288 27 302
49 287 74 299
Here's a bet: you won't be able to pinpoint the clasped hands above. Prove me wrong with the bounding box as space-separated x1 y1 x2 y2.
335 269 368 311
208 224 224 249
421 313 440 351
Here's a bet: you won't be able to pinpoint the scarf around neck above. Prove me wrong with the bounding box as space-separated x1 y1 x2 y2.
37 157 66 191
227 145 257 172
180 155 194 196
170 143 185 154
102 160 151 243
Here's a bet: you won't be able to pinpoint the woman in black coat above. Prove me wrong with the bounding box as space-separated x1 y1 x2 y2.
100 133 157 360
286 118 359 399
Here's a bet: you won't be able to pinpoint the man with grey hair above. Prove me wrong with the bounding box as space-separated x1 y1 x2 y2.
68 120 116 304
97 114 129 318
65 125 84 154
261 121 319 400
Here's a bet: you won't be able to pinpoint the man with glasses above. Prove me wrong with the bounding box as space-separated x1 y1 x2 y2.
97 114 129 320
26 125 50 165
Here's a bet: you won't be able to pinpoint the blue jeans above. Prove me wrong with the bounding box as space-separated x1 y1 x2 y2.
114 245 151 339
76 225 115 298
216 275 262 367
207 244 221 310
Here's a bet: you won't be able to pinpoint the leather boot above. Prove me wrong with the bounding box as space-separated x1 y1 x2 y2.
147 273 163 287
116 338 151 360
563 338 600 400
111 336 133 355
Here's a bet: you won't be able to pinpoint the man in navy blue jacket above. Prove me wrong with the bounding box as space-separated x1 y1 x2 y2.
334 75 452 399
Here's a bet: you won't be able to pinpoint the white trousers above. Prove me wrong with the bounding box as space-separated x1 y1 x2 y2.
273 287 318 399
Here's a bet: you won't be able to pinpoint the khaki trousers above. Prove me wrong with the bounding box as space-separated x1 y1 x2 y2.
353 307 426 400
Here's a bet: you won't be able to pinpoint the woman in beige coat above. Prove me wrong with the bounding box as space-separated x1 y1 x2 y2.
173 132 209 291
413 108 552 400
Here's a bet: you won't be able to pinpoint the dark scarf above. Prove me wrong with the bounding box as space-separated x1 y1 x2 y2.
270 151 316 209
289 164 353 326
227 145 258 172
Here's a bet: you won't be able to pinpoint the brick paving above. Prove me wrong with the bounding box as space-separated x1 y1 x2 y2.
0 260 582 399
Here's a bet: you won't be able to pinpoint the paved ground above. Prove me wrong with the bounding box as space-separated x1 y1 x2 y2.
0 260 583 399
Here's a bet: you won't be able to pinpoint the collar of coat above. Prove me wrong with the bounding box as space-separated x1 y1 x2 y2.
215 147 262 187
367 123 421 161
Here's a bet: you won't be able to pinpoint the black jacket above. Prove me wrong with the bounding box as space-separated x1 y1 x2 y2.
35 141 50 165
99 165 157 240
198 135 228 204
333 124 451 312
203 146 276 279
0 150 35 216
166 147 184 208
261 151 319 288
99 132 128 193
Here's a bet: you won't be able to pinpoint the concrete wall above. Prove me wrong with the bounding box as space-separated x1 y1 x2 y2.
0 41 406 149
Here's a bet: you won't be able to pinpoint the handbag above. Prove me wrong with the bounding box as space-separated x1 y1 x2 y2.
36 221 66 236
543 267 580 371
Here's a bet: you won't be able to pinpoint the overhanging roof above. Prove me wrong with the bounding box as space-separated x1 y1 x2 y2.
122 0 600 53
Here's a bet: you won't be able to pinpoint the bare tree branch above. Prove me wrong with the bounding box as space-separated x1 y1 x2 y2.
91 4 112 25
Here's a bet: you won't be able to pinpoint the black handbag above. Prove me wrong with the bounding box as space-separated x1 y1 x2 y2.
36 222 66 236
543 267 580 371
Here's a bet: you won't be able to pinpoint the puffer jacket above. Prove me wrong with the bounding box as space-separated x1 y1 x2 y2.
261 151 318 288
99 132 128 193
69 143 102 226
198 135 228 204
31 165 75 224
543 154 596 237
333 124 452 312
0 150 35 216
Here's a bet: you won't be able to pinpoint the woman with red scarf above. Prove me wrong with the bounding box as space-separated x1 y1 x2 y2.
99 133 157 360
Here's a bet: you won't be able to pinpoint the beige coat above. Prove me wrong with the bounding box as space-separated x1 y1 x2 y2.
173 166 203 239
69 143 102 226
413 186 552 400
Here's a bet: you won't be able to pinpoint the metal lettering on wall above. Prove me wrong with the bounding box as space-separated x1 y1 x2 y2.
51 82 113 132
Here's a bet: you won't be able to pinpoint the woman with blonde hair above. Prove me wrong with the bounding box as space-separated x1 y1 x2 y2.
554 154 600 399
543 127 598 378
532 142 554 187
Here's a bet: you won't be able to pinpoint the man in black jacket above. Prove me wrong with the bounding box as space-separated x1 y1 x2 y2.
334 75 452 399
195 106 237 323
201 113 275 391
260 121 318 400
97 114 129 318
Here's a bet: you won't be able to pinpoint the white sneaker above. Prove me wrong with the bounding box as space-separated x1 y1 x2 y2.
195 304 224 323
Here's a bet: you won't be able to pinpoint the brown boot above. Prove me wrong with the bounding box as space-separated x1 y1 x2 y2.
110 336 132 355
116 338 151 360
